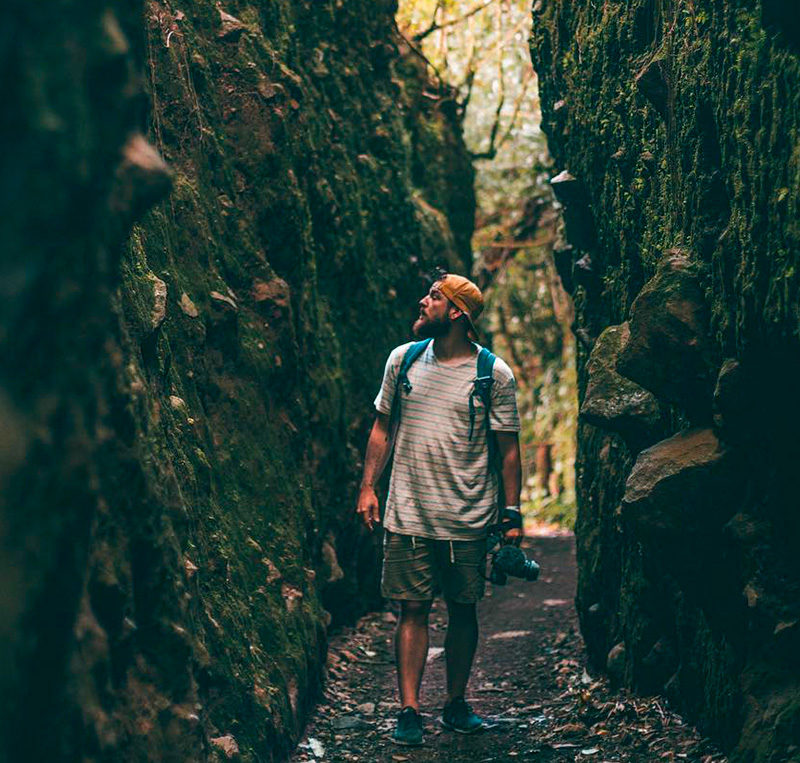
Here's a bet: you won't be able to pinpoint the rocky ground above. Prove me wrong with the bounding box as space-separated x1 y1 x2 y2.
291 534 727 763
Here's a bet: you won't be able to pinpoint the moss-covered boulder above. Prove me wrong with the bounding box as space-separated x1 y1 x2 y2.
580 322 661 448
623 428 735 523
616 252 715 422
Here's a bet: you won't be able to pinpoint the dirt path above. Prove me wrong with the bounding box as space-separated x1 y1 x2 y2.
292 535 727 763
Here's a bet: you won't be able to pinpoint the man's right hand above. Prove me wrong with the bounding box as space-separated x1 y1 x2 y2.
356 485 381 531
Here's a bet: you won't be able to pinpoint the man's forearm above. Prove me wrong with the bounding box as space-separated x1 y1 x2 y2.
502 453 521 507
360 415 392 489
498 434 522 507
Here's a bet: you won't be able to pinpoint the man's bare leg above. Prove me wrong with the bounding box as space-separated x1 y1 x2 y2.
395 600 432 710
444 600 478 702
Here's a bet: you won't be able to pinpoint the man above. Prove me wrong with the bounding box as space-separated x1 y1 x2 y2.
356 273 523 746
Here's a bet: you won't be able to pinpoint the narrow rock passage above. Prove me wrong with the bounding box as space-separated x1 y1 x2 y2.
293 535 727 762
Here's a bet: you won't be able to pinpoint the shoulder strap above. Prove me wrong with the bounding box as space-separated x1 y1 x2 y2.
396 339 432 394
389 339 432 436
468 346 496 441
473 347 501 501
476 347 496 384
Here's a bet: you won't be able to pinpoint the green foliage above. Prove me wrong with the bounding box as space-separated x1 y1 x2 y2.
484 241 577 527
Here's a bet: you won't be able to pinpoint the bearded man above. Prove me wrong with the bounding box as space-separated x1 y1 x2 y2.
356 273 522 746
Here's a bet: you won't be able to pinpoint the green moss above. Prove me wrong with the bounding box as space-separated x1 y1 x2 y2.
111 0 476 757
3 0 472 756
532 1 800 758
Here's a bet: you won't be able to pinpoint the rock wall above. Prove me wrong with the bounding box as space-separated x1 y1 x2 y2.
0 0 473 759
530 2 800 760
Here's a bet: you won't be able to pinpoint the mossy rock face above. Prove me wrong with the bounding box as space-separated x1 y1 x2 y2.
616 252 715 422
580 321 662 448
0 0 474 759
622 428 743 547
532 0 800 758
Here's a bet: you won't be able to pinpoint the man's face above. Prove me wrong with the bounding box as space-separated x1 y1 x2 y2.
413 282 454 338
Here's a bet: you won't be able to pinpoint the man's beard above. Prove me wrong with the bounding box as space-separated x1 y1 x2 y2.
413 314 450 338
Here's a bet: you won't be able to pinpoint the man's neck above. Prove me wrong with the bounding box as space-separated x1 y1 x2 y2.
432 331 476 365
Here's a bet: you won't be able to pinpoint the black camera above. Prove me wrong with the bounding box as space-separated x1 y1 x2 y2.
486 515 541 586
489 544 541 585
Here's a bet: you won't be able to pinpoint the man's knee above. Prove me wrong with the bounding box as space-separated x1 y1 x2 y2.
399 599 432 623
445 600 478 625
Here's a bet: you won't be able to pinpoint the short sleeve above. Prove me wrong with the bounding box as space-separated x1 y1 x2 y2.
489 358 521 432
373 343 411 415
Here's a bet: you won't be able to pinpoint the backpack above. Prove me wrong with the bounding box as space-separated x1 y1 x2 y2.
388 338 498 464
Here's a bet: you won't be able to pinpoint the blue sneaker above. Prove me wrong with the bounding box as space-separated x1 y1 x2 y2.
392 706 424 746
441 697 484 734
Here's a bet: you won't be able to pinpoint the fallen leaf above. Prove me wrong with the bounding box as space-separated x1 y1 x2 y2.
427 646 444 662
307 737 325 758
554 722 586 736
489 630 533 640
210 290 237 309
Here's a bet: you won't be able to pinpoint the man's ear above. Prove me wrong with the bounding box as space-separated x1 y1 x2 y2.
448 305 463 321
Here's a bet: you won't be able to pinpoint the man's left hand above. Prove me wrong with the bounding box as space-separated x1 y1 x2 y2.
503 527 523 546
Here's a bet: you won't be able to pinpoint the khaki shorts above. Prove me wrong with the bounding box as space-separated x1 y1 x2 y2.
381 530 487 604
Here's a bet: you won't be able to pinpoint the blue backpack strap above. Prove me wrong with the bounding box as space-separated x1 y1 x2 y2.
476 347 496 384
389 339 432 433
396 339 432 395
468 347 496 441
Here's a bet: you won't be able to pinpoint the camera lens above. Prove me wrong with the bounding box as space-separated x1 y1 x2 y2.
521 558 540 581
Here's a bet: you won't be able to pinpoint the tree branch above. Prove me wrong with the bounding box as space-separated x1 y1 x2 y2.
469 14 506 161
460 69 476 114
413 0 497 43
393 20 445 91
470 65 533 161
494 68 533 149
456 21 479 114
425 0 442 38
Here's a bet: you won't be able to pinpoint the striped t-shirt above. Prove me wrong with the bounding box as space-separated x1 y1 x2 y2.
374 341 521 540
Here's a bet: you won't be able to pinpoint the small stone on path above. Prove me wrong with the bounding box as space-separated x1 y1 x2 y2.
331 716 371 731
